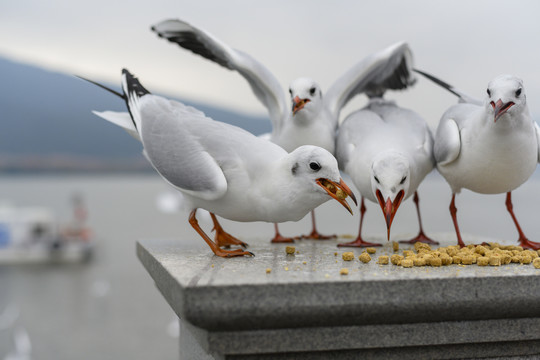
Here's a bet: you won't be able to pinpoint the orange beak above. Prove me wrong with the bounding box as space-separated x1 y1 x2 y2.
292 96 310 115
491 99 514 122
376 189 404 240
316 178 357 215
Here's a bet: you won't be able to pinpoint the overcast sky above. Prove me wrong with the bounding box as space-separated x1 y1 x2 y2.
1 0 539 129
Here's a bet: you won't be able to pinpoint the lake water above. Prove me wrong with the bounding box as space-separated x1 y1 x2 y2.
1 172 540 359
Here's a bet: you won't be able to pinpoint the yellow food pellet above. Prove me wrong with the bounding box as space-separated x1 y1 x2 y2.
296 250 300 254
266 268 272 273
489 255 501 266
340 268 349 275
525 250 538 259
533 258 540 269
334 252 338 256
461 255 474 265
477 256 489 266
403 250 414 258
342 252 355 261
537 250 540 257
414 242 431 251
447 247 458 257
413 257 426 266
211 264 215 268
336 188 347 200
441 255 453 266
452 256 462 264
521 255 532 265
284 267 289 271
475 246 488 256
286 246 296 255
401 259 414 268
515 246 524 251
501 254 512 265
359 252 371 263
429 257 442 267
511 255 521 263
366 247 377 254
377 255 389 265
393 241 399 252
302 261 307 265
391 254 404 265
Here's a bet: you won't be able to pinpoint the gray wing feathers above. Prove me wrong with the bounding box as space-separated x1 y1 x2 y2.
140 96 228 200
325 42 416 121
434 118 461 165
535 122 540 163
152 19 288 134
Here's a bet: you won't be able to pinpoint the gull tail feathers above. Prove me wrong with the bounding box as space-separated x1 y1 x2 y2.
92 111 140 141
414 69 482 105
77 69 151 135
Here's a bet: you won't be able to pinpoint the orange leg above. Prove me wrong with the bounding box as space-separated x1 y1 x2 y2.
449 193 466 248
299 210 336 240
400 192 439 245
505 192 540 250
188 210 253 257
338 197 381 247
270 223 295 243
209 213 248 248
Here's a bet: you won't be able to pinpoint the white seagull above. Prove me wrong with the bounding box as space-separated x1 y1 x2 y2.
417 70 540 249
151 18 415 242
80 69 357 257
336 97 435 247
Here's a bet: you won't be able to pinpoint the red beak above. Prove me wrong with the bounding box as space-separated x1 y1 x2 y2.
376 190 404 240
292 96 310 115
490 99 514 122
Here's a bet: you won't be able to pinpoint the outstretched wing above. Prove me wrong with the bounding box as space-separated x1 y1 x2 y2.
152 18 288 135
325 41 416 122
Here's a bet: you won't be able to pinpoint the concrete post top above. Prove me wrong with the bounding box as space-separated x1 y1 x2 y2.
137 233 540 332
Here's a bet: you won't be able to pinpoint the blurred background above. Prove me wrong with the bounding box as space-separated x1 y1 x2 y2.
1 1 540 359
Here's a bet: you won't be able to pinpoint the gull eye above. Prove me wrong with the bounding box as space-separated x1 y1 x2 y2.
516 88 522 97
309 87 316 96
309 161 321 171
487 88 491 97
400 176 407 185
374 176 380 184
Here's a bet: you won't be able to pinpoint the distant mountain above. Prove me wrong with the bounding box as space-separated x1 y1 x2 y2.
0 57 271 172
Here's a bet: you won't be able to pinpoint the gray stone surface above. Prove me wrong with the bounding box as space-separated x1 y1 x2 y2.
137 234 540 333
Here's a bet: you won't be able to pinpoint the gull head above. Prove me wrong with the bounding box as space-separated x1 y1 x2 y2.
485 75 526 122
289 78 323 119
288 145 357 214
371 151 410 240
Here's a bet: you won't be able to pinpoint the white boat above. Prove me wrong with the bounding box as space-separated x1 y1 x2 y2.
0 196 93 264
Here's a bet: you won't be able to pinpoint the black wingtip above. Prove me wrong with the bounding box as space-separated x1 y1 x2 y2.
121 69 151 98
413 68 461 98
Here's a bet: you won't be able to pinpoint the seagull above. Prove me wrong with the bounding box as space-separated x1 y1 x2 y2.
151 18 415 242
79 69 357 257
417 70 540 249
336 97 436 247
